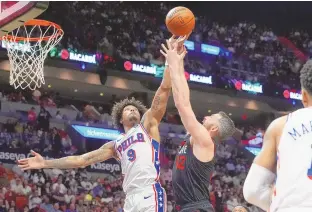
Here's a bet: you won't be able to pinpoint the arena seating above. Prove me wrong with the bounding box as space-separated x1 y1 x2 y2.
40 1 307 88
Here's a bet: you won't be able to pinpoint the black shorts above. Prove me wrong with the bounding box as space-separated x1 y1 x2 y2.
175 200 215 212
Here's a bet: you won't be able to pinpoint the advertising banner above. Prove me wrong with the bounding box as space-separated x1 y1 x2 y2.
123 60 214 86
72 125 121 140
86 159 121 174
233 80 263 94
283 89 302 100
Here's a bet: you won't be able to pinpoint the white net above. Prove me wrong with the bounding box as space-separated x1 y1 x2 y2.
1 20 63 90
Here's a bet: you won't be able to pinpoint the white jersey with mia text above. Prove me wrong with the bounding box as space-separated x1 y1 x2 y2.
114 123 160 194
270 108 312 212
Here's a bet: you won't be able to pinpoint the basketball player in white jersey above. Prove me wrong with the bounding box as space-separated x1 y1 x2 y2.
17 36 188 212
243 60 312 212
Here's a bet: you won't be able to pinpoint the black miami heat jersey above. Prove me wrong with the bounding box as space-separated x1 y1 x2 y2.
172 135 215 206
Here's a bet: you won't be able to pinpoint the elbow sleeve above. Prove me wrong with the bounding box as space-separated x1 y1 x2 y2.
243 163 276 211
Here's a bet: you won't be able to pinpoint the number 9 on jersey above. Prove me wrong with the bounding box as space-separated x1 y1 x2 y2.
127 149 136 162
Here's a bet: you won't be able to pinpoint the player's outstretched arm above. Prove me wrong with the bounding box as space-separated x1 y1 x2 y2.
146 35 189 124
243 116 286 211
17 141 116 170
161 39 214 147
146 62 171 124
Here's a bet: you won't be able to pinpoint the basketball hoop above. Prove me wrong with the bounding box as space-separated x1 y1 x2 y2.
0 19 64 90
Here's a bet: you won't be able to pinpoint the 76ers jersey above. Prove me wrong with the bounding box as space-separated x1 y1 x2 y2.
114 123 160 194
270 108 312 212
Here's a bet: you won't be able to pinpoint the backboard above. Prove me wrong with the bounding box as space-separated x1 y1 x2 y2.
0 1 49 36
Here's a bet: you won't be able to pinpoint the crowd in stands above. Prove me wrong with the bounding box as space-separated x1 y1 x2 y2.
0 109 74 158
40 1 310 88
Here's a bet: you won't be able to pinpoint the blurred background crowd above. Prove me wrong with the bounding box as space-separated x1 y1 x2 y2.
2 1 311 212
42 1 312 89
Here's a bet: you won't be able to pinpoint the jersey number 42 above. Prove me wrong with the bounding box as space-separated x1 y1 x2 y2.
176 155 186 170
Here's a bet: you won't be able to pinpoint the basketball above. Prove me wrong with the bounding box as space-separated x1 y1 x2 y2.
165 6 195 36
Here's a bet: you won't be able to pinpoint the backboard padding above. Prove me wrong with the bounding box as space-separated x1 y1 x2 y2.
0 1 49 36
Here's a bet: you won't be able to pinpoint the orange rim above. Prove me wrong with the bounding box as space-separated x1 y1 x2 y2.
0 19 64 42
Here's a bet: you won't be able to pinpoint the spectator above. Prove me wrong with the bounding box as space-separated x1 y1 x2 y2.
0 199 6 212
51 169 63 180
65 203 76 212
74 200 84 212
28 190 42 209
22 180 32 196
39 195 53 211
52 178 67 195
7 208 14 212
28 107 37 125
3 120 15 133
214 187 224 212
52 202 62 212
51 128 62 155
226 160 236 175
227 196 240 211
160 165 172 184
64 174 76 189
0 163 6 179
81 176 93 191
221 173 233 184
10 178 23 195
51 186 65 204
37 106 51 132
64 190 75 204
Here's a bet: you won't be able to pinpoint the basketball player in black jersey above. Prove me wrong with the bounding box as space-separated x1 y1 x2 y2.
161 39 236 212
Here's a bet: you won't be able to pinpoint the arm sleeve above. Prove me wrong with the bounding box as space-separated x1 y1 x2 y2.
243 163 276 211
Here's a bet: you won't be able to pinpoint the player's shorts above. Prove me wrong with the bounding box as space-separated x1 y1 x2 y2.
123 182 167 212
175 200 215 212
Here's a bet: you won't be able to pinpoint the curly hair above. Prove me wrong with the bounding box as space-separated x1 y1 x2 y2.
300 59 312 95
111 97 148 130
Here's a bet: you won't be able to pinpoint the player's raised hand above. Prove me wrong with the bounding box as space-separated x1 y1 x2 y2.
160 39 187 67
17 150 45 170
168 34 189 54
